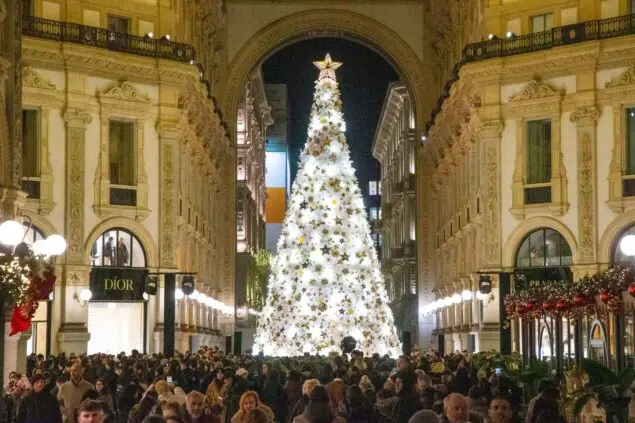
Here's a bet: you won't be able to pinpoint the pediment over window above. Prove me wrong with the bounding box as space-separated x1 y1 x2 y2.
509 79 560 102
22 67 56 90
100 81 150 103
605 65 635 88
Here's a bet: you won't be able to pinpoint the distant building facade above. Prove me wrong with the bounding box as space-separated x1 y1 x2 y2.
373 82 419 351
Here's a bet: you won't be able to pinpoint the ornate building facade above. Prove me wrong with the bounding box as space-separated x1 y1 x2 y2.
235 69 271 352
3 0 236 380
373 82 420 350
420 0 635 357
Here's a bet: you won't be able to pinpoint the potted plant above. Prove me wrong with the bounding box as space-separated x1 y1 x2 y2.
570 359 634 423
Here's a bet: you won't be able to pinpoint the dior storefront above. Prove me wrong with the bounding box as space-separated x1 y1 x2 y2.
87 227 149 354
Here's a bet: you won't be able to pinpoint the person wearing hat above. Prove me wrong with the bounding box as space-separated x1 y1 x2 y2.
228 368 253 418
15 374 62 423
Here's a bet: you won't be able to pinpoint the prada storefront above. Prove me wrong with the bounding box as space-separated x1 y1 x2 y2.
512 228 573 366
88 228 149 354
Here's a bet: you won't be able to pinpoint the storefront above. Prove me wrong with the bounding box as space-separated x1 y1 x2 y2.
512 227 573 367
87 228 149 354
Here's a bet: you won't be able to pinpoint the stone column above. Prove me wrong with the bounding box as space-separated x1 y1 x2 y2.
480 120 504 269
570 107 600 264
57 106 92 355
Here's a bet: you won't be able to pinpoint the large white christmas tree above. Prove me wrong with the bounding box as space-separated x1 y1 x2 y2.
254 54 401 357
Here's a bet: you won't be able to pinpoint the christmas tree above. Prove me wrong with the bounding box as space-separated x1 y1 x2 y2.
254 54 401 357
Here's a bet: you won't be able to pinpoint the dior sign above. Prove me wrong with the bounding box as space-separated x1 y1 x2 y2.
90 267 148 301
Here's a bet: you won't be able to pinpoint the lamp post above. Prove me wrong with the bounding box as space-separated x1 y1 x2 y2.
0 218 66 395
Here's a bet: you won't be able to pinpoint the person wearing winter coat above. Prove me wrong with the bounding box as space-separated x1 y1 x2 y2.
292 385 345 423
16 374 62 423
284 371 303 417
260 369 286 423
341 386 373 423
228 369 253 419
287 379 319 423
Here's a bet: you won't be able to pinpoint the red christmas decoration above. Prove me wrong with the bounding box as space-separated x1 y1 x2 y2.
524 300 536 311
543 301 556 312
9 301 38 336
628 282 635 298
600 290 610 304
573 294 586 307
516 304 526 315
557 299 569 311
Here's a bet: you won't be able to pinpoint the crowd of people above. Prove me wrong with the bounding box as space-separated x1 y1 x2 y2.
1 346 566 423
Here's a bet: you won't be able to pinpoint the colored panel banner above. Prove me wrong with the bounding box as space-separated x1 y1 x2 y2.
266 187 286 223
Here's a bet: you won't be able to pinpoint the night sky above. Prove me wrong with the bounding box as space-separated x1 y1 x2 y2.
262 38 399 193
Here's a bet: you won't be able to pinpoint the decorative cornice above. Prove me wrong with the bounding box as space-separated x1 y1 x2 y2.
569 106 600 123
22 67 56 89
509 79 560 102
605 64 635 88
100 81 150 103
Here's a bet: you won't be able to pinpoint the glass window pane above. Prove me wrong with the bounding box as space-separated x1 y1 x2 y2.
544 229 562 266
131 236 146 267
529 229 546 267
527 120 552 183
626 109 635 175
109 120 136 186
613 225 635 265
545 14 553 30
114 232 132 267
532 15 545 33
91 235 103 266
22 110 40 178
516 237 531 268
104 230 118 266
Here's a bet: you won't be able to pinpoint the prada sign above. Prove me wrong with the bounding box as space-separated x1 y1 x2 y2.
513 267 572 290
90 267 148 301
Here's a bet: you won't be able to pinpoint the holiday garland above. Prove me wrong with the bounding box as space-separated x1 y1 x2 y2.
0 251 56 335
504 266 635 326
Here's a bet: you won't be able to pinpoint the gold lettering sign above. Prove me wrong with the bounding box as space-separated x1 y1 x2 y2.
104 278 135 291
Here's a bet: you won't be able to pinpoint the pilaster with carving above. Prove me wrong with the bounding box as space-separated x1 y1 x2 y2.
571 107 600 262
63 108 92 263
481 120 503 268
158 119 179 268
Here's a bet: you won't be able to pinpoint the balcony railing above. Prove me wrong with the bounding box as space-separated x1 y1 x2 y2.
425 13 635 134
22 15 195 63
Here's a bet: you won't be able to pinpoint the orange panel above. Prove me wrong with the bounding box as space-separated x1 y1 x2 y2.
266 187 286 223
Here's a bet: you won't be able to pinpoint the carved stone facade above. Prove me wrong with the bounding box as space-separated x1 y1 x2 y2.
372 82 421 347
421 23 635 353
5 7 233 357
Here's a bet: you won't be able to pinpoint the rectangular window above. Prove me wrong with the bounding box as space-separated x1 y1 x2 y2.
377 182 382 195
22 109 40 178
369 207 378 220
108 15 130 34
526 119 552 184
626 108 635 175
532 13 553 33
369 181 378 196
109 120 136 186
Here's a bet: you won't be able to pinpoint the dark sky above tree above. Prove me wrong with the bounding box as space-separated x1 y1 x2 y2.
262 38 399 188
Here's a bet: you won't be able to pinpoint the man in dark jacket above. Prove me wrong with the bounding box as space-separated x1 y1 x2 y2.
229 368 253 417
16 374 63 423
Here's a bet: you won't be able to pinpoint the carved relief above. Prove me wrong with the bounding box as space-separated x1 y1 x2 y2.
509 79 560 102
63 108 92 263
22 67 55 90
605 65 635 88
101 81 150 103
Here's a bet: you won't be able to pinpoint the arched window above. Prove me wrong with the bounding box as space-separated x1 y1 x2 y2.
90 228 146 268
22 223 45 245
515 228 572 268
612 223 635 264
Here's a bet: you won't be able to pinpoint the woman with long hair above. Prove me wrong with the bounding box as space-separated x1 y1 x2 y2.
231 391 274 423
293 385 345 423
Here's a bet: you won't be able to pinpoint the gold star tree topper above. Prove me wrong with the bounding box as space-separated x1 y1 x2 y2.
313 53 342 81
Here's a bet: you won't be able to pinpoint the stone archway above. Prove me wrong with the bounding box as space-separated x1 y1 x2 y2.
221 9 430 140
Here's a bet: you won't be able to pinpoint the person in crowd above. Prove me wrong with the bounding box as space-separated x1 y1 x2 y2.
284 370 303 417
358 375 376 406
489 394 514 423
78 399 105 423
292 385 345 423
408 409 439 423
228 368 253 418
95 378 115 417
204 369 228 416
255 364 269 394
341 385 373 422
259 369 285 422
186 390 221 423
161 402 186 422
393 371 420 422
231 391 273 423
16 373 62 423
287 379 319 423
440 393 469 423
58 363 94 422
525 380 559 423
326 380 346 418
